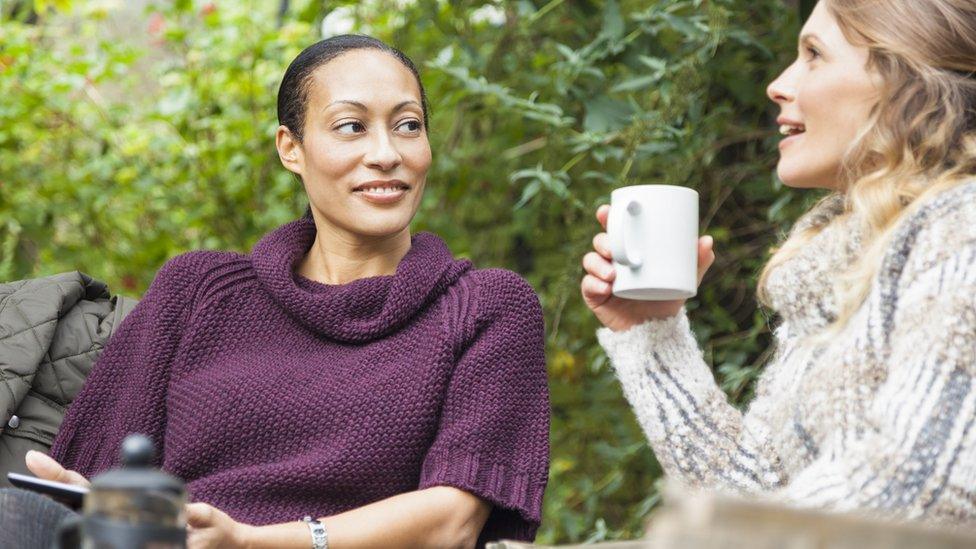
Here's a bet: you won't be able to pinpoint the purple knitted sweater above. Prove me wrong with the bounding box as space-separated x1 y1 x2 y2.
50 216 550 544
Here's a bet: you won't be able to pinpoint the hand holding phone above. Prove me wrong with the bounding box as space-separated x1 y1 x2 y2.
7 472 88 510
24 450 91 488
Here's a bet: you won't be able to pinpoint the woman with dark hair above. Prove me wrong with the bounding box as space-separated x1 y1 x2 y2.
23 35 550 548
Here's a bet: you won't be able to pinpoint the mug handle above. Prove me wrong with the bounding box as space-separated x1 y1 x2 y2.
608 200 643 268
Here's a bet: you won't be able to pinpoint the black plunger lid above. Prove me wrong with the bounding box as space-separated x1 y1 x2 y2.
89 435 184 495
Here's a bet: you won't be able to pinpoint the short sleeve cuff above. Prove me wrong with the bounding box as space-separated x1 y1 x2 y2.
419 448 545 542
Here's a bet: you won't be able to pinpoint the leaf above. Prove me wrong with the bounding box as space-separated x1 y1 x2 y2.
635 140 676 156
767 191 793 221
157 89 191 117
601 0 624 39
514 179 541 209
583 95 634 133
638 55 667 73
659 12 707 40
610 74 659 93
434 45 454 65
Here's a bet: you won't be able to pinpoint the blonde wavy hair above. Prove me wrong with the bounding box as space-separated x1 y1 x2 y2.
757 0 976 329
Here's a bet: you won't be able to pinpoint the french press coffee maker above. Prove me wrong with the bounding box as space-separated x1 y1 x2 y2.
57 434 187 548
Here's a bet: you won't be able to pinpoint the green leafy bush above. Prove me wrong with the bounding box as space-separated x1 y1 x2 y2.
1 0 817 542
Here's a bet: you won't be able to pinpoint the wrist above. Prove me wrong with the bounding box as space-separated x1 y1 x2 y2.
230 519 325 549
602 306 685 332
233 522 256 549
644 305 684 323
303 516 328 549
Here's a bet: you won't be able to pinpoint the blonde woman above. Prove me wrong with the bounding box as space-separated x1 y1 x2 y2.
581 0 976 526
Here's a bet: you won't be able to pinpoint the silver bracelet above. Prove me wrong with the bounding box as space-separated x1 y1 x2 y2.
302 516 328 549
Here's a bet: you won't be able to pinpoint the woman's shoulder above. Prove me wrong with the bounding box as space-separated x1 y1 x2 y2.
157 249 248 279
150 249 251 298
890 180 976 280
453 267 543 330
898 180 976 248
464 267 540 307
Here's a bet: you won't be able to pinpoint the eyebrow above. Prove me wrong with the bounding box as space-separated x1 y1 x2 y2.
322 100 422 114
799 33 823 47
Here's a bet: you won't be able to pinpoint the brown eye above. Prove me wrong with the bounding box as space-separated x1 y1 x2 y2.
396 119 423 134
336 121 366 134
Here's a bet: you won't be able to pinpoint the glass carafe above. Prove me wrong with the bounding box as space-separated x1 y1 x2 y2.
58 434 186 549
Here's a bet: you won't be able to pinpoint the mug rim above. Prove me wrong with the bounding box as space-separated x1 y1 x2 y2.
610 184 698 197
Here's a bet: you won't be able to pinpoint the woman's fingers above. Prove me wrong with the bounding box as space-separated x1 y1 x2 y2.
582 251 615 282
596 205 610 231
582 208 613 312
25 450 90 488
186 502 215 528
581 274 613 305
696 235 716 285
25 450 55 478
592 232 612 260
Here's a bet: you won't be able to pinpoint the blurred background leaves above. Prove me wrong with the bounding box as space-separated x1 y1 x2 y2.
0 0 819 542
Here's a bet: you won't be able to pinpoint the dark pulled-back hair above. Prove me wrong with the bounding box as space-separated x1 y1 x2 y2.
276 34 430 143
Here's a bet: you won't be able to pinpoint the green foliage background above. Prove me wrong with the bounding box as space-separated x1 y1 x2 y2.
1 0 817 543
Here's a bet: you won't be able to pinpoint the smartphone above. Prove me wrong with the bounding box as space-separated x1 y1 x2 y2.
7 472 88 510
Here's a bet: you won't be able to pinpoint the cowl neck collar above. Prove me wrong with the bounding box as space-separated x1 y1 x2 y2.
764 194 864 335
251 217 471 343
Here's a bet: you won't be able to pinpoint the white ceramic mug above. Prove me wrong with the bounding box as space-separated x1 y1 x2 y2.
607 185 699 301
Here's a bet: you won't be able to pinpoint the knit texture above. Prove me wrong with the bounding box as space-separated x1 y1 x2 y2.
598 181 976 527
50 217 550 544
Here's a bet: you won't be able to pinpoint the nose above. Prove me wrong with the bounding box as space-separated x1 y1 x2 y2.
363 129 402 172
767 62 798 105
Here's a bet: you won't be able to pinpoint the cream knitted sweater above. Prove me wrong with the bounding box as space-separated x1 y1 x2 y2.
597 181 976 526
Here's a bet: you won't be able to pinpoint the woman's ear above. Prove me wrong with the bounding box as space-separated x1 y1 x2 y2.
275 125 303 176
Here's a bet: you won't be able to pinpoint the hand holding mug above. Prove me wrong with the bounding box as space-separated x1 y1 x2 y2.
582 204 715 332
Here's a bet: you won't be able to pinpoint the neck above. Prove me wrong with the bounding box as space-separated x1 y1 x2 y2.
296 217 412 286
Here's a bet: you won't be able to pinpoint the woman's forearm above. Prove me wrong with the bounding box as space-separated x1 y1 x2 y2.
243 486 491 549
597 311 786 493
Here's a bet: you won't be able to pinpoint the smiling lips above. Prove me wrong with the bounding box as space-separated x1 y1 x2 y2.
777 118 806 149
353 180 411 204
779 124 805 136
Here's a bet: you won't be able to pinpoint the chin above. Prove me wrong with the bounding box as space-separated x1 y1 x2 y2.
352 218 413 239
776 162 837 190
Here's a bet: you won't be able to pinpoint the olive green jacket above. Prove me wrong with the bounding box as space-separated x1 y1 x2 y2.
0 272 137 484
